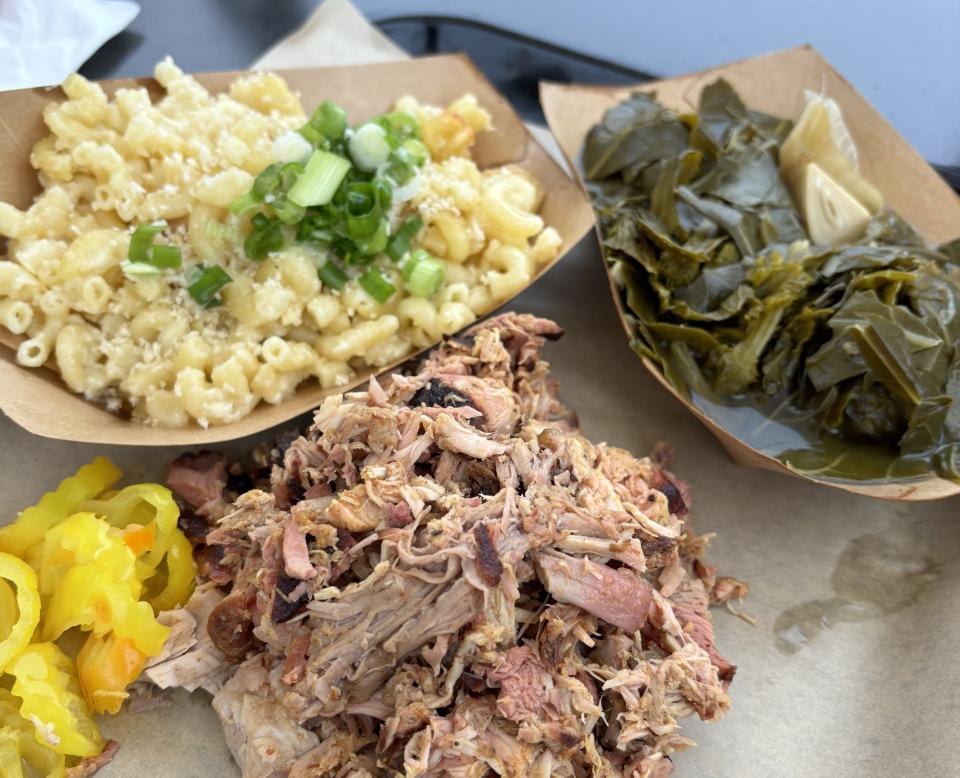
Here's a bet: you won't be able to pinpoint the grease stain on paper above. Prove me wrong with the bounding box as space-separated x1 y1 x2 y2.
774 521 938 654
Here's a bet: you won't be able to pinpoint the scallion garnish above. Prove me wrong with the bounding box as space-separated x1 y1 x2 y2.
279 162 305 191
377 111 420 142
187 264 232 308
129 221 167 262
359 265 396 303
244 215 284 261
229 193 258 215
297 212 336 244
288 150 351 207
349 123 391 172
355 221 389 257
386 216 423 261
401 138 429 166
120 261 163 279
128 220 182 270
272 197 306 225
405 254 446 298
236 101 430 269
386 148 415 185
344 182 381 240
344 181 376 214
252 164 283 200
402 249 432 282
149 244 182 269
373 177 393 210
302 100 348 144
319 260 349 290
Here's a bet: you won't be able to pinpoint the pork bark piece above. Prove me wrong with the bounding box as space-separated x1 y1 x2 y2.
473 523 504 587
207 587 257 662
167 451 227 511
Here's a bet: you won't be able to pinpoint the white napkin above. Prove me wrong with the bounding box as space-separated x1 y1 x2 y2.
0 0 140 90
254 0 406 70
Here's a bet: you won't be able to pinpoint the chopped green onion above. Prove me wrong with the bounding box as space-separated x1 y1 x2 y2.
332 236 354 257
343 182 381 240
355 221 389 257
349 123 391 172
272 197 306 225
406 255 446 298
298 124 323 147
359 266 396 303
402 249 433 282
273 131 313 165
149 244 182 269
386 216 423 261
386 140 428 183
279 162 304 191
121 261 163 279
128 221 168 263
187 264 232 308
298 225 335 244
344 182 376 215
386 148 415 184
401 138 429 166
297 213 335 244
374 177 393 210
229 193 258 215
252 162 304 202
252 164 283 200
346 211 381 241
288 150 351 207
377 111 420 142
128 221 182 270
319 261 349 290
307 100 348 143
244 217 284 261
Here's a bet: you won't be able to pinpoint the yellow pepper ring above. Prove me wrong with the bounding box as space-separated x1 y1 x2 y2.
0 553 41 674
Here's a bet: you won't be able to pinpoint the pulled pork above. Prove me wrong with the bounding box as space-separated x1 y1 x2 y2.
170 313 742 777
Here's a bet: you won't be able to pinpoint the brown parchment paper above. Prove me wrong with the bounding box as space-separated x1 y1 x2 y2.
0 53 594 445
541 46 960 501
1 5 958 776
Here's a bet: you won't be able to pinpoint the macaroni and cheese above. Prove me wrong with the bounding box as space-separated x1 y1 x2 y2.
0 60 561 427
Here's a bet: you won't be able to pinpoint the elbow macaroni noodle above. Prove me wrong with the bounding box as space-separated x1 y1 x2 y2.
0 60 561 427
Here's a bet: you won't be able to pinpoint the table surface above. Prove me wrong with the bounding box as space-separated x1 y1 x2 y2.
9 4 959 777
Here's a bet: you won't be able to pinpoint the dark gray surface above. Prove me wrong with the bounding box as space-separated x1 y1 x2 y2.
358 0 960 168
81 0 323 79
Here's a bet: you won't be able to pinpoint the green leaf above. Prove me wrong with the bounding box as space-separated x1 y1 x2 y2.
864 211 925 248
758 207 807 245
899 395 950 453
675 262 745 312
650 150 702 237
676 186 763 257
709 145 794 209
583 92 689 180
714 302 787 394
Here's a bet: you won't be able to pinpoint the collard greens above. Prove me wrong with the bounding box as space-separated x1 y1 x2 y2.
585 81 960 483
